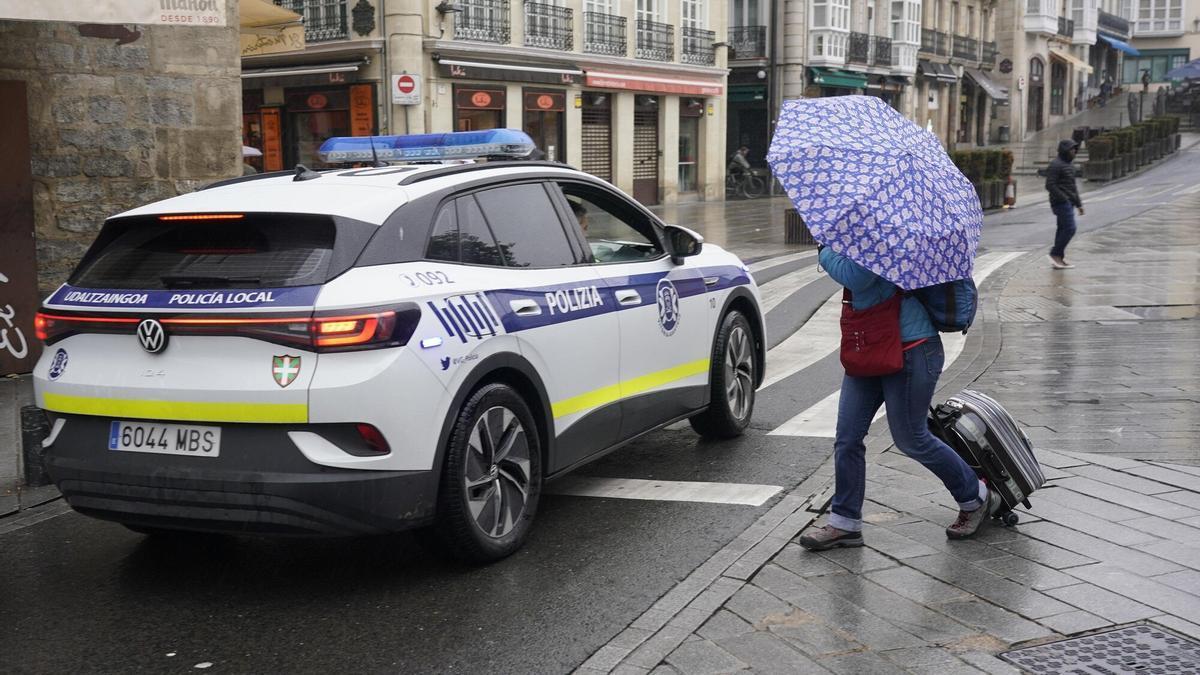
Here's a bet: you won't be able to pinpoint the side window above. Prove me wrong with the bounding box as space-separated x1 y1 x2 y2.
457 196 505 267
558 184 664 264
473 184 578 267
426 205 458 262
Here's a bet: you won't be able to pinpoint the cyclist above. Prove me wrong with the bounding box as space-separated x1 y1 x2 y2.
728 146 752 178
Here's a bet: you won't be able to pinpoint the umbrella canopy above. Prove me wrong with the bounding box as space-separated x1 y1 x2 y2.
767 96 982 290
1165 58 1200 80
242 145 263 158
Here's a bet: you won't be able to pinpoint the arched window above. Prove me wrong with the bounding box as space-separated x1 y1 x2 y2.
1029 57 1045 84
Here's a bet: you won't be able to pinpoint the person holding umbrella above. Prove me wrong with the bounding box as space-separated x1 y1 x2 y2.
767 97 998 551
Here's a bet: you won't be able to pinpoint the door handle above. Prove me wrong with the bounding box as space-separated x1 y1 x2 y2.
509 299 542 316
704 276 720 287
615 289 641 306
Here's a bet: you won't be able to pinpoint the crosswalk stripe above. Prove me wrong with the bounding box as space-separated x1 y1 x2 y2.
766 251 1022 438
748 250 818 274
1085 186 1144 203
548 477 782 506
758 264 826 313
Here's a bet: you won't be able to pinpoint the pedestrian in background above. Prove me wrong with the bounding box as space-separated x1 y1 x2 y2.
1100 77 1113 107
1045 139 1084 269
1142 70 1152 93
798 248 999 551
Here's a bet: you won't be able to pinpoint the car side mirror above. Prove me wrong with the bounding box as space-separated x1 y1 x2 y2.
664 224 703 264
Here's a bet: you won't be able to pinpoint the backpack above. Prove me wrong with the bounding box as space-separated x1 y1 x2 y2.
913 278 977 333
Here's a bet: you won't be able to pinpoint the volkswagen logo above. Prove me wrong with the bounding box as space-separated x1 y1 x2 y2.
136 319 168 354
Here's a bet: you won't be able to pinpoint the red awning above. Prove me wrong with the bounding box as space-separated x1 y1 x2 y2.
584 71 723 96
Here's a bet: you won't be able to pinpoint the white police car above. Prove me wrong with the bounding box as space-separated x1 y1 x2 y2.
32 130 765 562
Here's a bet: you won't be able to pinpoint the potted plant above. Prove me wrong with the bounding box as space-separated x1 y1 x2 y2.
1084 136 1114 182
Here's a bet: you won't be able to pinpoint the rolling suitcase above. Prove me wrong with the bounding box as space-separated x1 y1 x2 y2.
928 389 1045 526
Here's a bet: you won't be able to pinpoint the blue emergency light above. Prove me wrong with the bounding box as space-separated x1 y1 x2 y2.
317 129 537 164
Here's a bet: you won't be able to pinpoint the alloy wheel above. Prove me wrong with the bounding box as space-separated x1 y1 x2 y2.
463 406 532 539
724 325 755 420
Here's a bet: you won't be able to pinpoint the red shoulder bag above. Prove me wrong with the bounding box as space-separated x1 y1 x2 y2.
839 289 903 377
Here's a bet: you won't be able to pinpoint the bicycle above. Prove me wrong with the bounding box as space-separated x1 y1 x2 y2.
726 169 766 199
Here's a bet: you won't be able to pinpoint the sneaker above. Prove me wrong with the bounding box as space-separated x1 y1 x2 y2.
1059 258 1076 268
1049 255 1068 269
946 489 1002 540
799 525 864 551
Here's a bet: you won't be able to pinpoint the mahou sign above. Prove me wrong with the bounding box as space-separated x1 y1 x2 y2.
0 0 227 26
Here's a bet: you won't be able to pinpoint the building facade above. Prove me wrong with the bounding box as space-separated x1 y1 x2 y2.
243 0 729 205
1126 0 1198 86
909 0 1003 147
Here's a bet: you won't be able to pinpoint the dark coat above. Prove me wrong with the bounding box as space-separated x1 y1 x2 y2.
1045 140 1082 207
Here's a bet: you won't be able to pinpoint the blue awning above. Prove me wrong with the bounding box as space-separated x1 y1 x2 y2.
1099 34 1140 56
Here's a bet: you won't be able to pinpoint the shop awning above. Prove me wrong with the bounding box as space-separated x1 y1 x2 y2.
584 71 724 96
437 57 583 85
241 60 366 79
1099 34 1140 56
963 68 1009 101
918 60 959 83
729 85 767 102
808 67 868 90
240 0 305 57
1049 48 1094 75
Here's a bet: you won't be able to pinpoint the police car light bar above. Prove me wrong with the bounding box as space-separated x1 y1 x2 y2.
317 129 537 164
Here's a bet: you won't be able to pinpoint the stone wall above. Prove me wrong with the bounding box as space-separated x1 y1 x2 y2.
0 0 241 295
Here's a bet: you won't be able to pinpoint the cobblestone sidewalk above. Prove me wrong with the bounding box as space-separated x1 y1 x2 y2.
578 170 1200 674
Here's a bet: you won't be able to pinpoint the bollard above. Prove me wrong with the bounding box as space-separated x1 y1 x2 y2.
21 405 51 487
784 209 816 245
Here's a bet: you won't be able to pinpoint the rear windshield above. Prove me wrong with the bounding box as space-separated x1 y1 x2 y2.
71 215 338 290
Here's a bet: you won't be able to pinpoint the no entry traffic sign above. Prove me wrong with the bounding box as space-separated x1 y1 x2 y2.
391 73 421 105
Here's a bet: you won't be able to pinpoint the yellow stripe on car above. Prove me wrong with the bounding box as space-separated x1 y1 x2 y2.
551 358 710 419
42 393 308 424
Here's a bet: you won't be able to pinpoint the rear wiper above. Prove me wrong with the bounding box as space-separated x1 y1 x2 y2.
160 275 262 289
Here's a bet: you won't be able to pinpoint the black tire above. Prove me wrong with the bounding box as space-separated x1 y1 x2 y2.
742 175 766 199
690 311 757 439
434 382 542 564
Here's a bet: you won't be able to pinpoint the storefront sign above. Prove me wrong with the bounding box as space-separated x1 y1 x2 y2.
261 107 284 172
999 59 1014 74
438 58 582 86
391 73 422 105
584 71 723 97
349 84 374 136
307 93 329 110
456 88 505 110
240 24 305 57
523 91 565 112
287 89 349 112
0 0 226 26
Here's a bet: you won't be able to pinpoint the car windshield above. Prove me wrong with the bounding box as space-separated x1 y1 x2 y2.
71 215 337 290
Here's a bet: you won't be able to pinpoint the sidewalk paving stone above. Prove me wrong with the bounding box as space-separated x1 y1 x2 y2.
1137 539 1200 571
804 573 978 642
1012 498 1161 546
1158 490 1200 511
970 554 1081 592
864 566 972 605
1065 563 1200 624
902 554 1075 620
695 610 754 643
1120 514 1200 545
932 599 1055 644
1152 570 1200 596
1013 521 1183 575
1034 609 1113 635
663 639 748 675
713 631 831 673
1124 464 1200 492
1049 476 1200 520
988 534 1099 569
1043 583 1161 624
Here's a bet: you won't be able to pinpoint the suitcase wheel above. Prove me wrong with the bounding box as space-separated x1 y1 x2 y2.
994 511 1020 527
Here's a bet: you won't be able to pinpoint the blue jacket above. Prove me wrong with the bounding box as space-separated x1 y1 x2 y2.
819 247 937 342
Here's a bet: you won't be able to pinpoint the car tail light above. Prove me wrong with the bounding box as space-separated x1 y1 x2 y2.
34 304 421 353
355 423 390 454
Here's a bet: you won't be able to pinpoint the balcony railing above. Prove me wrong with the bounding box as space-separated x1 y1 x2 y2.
525 2 572 50
874 36 893 65
729 25 767 59
952 35 979 61
848 31 871 64
981 41 998 67
454 0 510 43
584 12 626 56
1058 16 1075 37
636 18 674 61
1097 9 1130 38
920 29 947 56
681 26 716 65
275 0 347 42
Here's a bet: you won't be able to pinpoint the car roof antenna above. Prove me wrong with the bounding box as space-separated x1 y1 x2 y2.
293 164 322 181
369 136 387 168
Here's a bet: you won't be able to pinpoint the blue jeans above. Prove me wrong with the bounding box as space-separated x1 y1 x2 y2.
1050 201 1077 259
829 338 984 532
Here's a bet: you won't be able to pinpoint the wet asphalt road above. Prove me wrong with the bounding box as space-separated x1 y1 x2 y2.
2 144 1197 674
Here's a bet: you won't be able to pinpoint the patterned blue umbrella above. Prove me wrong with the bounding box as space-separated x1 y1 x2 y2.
1165 58 1200 80
767 96 982 290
